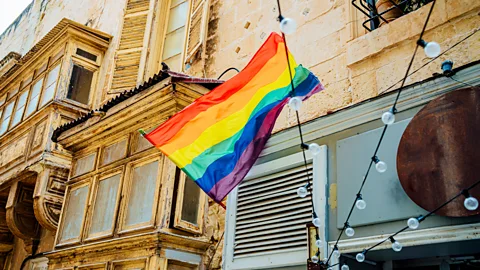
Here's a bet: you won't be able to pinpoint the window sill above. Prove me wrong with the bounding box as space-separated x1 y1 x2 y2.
346 0 472 66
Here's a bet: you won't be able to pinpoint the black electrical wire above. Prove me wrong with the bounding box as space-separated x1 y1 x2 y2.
379 27 480 95
275 0 321 259
217 67 240 80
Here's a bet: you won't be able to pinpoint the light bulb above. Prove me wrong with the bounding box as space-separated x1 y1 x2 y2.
424 41 441 58
375 160 387 173
464 196 479 211
341 264 350 270
345 227 355 237
407 217 419 229
279 17 297 35
356 252 365 262
332 249 340 259
392 240 402 252
382 110 395 125
309 143 321 155
313 217 321 227
297 186 308 198
356 198 367 210
315 239 322 248
288 97 302 111
311 255 319 263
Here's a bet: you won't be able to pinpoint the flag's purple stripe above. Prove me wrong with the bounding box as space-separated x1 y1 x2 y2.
207 83 323 202
207 99 288 203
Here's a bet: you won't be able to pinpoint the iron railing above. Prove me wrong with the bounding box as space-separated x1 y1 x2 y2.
352 0 434 32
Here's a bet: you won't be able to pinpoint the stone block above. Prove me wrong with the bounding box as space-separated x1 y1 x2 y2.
310 54 349 86
446 0 480 21
352 70 378 103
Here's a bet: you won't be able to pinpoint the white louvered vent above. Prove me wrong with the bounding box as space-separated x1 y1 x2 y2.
233 164 313 258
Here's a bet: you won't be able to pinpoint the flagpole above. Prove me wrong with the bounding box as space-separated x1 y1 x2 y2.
218 201 227 210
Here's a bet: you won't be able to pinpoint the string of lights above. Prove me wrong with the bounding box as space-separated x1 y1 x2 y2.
274 0 479 268
338 179 480 269
275 0 324 263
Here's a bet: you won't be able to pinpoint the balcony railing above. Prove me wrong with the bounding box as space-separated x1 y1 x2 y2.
352 0 434 32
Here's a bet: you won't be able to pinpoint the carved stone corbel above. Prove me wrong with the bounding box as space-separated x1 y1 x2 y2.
6 181 41 252
31 164 68 231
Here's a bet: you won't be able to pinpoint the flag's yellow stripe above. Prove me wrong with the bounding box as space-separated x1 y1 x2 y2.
159 46 293 154
166 62 296 168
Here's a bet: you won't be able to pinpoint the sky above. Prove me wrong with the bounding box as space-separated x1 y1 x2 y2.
0 0 33 35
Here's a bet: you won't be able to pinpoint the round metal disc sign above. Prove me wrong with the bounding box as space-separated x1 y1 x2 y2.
397 87 480 217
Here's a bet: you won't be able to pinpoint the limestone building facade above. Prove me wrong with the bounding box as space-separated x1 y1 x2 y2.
0 0 479 269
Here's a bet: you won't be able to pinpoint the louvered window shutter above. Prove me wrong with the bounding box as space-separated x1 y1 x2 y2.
184 0 210 64
110 0 151 93
234 164 313 257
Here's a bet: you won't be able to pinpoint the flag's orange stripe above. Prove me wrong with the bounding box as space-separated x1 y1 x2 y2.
145 33 284 147
159 47 289 154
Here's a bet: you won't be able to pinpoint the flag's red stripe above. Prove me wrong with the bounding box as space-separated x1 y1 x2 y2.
145 33 283 147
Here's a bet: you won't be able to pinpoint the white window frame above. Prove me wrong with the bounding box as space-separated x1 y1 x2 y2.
223 147 328 270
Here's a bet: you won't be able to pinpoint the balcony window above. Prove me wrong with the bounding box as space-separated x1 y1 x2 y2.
161 0 190 71
25 78 43 117
57 182 90 245
67 64 94 105
56 136 170 246
173 169 205 234
10 90 29 127
0 100 15 135
40 64 61 107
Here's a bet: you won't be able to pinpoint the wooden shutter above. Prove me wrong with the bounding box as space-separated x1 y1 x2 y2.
184 0 210 63
233 164 313 257
110 0 151 93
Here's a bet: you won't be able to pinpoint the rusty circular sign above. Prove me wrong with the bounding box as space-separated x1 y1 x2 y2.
397 87 480 217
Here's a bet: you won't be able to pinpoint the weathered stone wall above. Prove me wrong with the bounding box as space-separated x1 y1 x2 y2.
199 0 480 134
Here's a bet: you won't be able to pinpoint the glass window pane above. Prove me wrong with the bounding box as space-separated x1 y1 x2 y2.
181 176 200 225
88 174 121 236
11 90 29 127
25 78 43 117
40 65 60 106
67 65 94 105
167 1 189 32
163 54 182 72
59 185 89 243
0 101 15 135
134 127 155 153
162 27 186 60
73 153 96 176
101 140 127 166
124 161 159 227
76 48 98 62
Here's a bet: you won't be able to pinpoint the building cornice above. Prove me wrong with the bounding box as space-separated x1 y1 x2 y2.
262 61 480 158
0 18 112 89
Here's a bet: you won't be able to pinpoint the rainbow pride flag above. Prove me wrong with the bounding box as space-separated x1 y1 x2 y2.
145 33 323 203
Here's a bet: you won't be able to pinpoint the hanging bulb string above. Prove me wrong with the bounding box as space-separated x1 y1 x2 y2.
391 0 436 111
275 0 323 261
326 1 437 265
359 179 480 257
